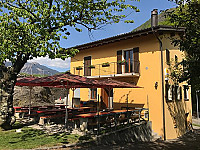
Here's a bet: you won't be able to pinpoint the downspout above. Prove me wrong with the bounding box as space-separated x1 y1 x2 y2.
151 9 166 140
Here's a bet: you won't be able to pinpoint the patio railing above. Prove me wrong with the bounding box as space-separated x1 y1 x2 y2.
73 61 140 78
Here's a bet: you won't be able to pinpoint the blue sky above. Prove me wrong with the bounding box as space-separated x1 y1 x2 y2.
29 0 177 72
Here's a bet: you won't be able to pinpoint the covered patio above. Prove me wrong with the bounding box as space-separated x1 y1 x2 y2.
15 73 148 134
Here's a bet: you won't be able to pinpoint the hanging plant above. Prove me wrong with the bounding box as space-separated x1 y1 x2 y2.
76 66 83 70
117 60 127 65
88 65 95 69
102 62 110 67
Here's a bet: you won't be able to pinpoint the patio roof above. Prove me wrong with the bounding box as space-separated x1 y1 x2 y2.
16 73 141 89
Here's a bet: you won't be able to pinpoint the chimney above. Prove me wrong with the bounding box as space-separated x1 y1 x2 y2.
151 9 158 27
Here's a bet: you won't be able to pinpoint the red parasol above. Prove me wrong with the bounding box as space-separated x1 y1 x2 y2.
16 73 141 88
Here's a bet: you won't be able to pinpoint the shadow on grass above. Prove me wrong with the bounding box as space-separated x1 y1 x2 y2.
11 122 27 129
79 135 93 141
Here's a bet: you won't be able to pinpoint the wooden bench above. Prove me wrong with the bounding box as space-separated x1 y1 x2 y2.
68 118 80 129
15 110 29 118
38 114 65 125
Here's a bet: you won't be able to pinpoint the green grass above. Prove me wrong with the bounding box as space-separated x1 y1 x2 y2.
0 123 80 150
193 123 200 127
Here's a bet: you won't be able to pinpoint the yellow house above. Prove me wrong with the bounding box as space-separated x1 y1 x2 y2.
69 10 192 140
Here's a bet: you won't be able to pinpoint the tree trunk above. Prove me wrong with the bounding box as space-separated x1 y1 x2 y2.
0 66 18 129
0 53 30 129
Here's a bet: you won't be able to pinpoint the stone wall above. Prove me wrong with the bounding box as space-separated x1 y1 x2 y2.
94 121 152 145
13 86 68 106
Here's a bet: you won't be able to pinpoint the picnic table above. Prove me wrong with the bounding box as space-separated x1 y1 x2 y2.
37 109 66 125
75 108 146 132
76 111 112 131
55 104 68 109
30 106 42 111
14 106 30 118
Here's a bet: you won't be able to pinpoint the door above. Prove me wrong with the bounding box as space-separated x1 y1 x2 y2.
124 47 139 73
84 56 91 76
101 88 113 109
133 47 139 73
124 50 133 73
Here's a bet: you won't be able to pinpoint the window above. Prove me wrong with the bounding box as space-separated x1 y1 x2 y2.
166 85 183 101
84 56 91 76
117 50 122 74
184 85 189 101
117 48 139 74
169 85 174 101
176 86 182 101
166 49 170 65
124 49 133 73
165 84 174 101
124 47 139 73
90 88 97 99
175 55 178 63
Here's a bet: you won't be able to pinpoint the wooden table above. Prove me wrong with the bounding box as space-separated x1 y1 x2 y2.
79 107 92 112
13 106 22 111
36 109 66 114
38 106 48 110
14 107 30 118
31 106 41 110
55 104 68 109
37 109 66 125
76 112 111 131
44 105 54 109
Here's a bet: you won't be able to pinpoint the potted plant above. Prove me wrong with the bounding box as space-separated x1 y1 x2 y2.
76 66 83 70
117 60 126 65
102 62 110 67
88 65 95 69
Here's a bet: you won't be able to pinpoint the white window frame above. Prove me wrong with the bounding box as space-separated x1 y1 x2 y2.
183 85 189 101
177 86 182 101
168 85 173 101
90 88 97 100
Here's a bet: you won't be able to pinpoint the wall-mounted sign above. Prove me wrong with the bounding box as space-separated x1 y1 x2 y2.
164 68 169 81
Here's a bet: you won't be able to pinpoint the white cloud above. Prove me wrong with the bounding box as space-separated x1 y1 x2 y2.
28 57 71 70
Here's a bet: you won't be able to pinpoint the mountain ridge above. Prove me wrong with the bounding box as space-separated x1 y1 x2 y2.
5 62 59 76
133 8 174 31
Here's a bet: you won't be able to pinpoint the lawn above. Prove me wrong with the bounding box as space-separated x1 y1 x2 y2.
0 123 80 150
193 123 200 127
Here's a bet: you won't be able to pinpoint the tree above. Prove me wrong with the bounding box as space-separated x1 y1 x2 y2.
0 0 139 129
166 0 200 90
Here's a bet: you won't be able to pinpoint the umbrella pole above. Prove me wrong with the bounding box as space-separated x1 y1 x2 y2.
29 87 32 120
97 94 100 135
65 88 69 129
59 80 69 129
72 88 75 108
108 87 111 111
147 94 149 121
126 94 128 111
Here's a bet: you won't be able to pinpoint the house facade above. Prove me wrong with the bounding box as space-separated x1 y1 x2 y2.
69 10 192 140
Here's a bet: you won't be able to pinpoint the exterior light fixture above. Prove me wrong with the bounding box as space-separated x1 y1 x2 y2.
155 82 158 89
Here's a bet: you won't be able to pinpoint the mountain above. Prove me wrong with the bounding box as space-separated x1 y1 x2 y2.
5 62 59 76
133 9 174 31
21 62 59 76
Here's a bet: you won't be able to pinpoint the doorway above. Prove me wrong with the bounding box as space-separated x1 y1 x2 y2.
101 88 113 110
